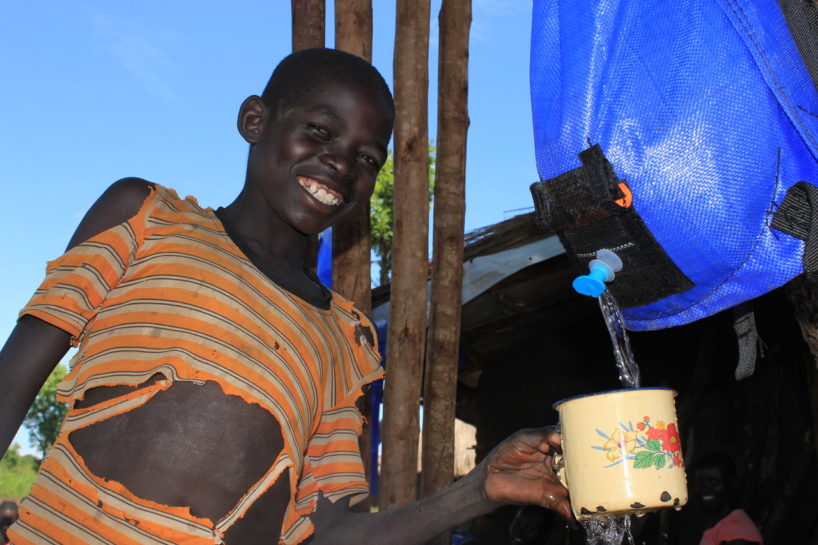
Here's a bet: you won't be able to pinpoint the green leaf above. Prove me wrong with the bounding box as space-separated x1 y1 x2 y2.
653 453 666 470
646 439 662 451
634 451 655 469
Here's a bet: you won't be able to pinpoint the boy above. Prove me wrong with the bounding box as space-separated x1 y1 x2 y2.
0 48 570 545
692 453 762 545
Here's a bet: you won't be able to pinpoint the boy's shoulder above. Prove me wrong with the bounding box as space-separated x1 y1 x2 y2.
93 179 204 220
89 177 157 217
67 177 157 250
107 176 156 199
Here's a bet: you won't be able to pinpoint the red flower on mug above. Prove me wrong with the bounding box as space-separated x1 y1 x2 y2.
662 423 681 452
673 454 683 467
646 425 665 442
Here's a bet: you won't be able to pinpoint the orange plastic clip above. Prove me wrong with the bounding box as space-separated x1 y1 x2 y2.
615 183 633 208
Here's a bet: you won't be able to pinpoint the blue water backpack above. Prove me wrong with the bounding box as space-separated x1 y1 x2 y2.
529 0 818 332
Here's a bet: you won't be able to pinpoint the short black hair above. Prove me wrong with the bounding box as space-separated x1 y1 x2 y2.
0 501 17 512
261 48 394 127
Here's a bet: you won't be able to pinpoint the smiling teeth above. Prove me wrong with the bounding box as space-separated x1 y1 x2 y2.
300 179 341 206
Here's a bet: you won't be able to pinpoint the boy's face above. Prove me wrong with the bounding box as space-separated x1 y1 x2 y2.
693 466 727 509
246 75 392 236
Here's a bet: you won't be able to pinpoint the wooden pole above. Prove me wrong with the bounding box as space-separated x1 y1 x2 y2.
291 0 325 274
291 0 325 51
332 0 373 314
380 0 431 510
334 0 376 508
420 2 471 539
334 0 372 61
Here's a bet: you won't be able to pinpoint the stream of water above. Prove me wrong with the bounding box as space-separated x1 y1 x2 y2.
579 291 641 544
598 290 641 389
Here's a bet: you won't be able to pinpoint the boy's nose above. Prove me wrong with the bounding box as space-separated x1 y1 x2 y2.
319 149 355 181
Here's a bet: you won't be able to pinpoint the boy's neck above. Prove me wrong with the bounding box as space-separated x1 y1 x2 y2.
218 186 311 269
215 189 331 308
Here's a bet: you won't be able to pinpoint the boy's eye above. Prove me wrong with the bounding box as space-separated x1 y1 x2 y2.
308 123 331 140
358 152 380 169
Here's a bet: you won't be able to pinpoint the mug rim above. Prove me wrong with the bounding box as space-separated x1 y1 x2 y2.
552 386 677 410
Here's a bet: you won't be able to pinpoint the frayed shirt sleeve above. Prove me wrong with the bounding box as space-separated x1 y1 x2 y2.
19 189 156 345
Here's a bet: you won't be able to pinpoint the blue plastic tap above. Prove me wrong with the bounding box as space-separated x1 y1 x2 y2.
572 249 623 297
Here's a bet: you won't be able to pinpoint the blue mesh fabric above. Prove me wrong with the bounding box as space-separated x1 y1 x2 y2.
530 0 818 330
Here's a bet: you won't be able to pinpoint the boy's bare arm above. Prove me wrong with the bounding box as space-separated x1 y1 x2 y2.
0 317 71 455
0 177 154 456
308 428 572 545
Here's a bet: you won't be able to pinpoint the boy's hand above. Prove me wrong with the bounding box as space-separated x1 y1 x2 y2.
309 426 573 545
481 427 574 521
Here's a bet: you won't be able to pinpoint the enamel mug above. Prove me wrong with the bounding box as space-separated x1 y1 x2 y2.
553 388 688 519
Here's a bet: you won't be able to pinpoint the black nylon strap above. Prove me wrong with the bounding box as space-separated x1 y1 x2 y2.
731 301 764 381
530 145 693 308
771 180 818 277
778 0 818 95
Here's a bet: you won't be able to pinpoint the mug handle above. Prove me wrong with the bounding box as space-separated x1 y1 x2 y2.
553 451 568 489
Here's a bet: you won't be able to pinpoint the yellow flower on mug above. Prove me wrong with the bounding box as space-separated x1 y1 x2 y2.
602 428 638 461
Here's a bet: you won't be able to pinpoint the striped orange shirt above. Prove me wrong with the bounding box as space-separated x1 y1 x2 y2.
11 185 383 545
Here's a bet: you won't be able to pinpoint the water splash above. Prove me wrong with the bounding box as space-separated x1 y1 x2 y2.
581 515 635 545
598 290 640 388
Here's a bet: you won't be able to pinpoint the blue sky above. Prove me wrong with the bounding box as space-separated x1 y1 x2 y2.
1 1 539 453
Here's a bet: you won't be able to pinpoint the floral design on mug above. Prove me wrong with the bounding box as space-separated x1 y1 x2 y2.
593 416 683 469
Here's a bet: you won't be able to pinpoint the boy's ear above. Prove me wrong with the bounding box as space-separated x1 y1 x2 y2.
237 95 267 144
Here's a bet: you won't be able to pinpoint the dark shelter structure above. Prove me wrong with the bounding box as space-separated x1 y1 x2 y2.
375 212 818 544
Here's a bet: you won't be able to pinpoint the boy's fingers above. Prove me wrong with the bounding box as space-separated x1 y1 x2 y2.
540 484 573 522
555 500 574 523
527 426 561 454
